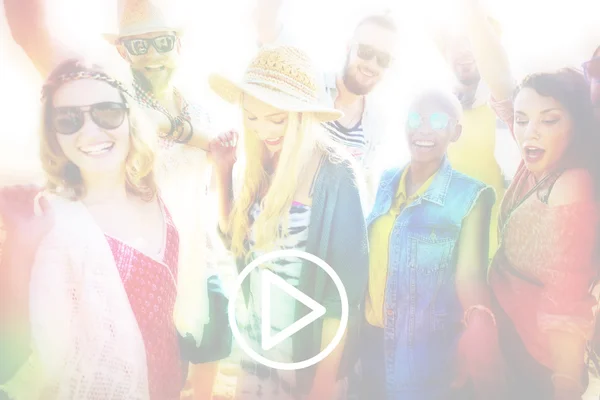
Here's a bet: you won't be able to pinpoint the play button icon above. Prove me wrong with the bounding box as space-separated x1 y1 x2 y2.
261 269 326 351
228 249 349 371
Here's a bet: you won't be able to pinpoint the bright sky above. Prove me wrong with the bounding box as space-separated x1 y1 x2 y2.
1 0 599 182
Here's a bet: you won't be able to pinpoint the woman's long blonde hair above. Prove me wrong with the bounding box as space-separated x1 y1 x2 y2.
39 59 157 201
229 107 349 259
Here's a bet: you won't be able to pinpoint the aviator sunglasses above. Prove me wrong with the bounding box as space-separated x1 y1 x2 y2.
355 44 393 68
407 112 454 131
50 102 129 135
582 56 600 83
121 35 177 56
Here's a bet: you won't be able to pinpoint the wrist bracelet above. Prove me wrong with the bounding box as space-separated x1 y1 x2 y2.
176 118 194 144
173 119 185 142
463 305 496 327
159 117 176 139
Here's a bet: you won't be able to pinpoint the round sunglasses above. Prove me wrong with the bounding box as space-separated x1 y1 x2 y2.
407 112 454 131
50 102 129 135
122 35 177 56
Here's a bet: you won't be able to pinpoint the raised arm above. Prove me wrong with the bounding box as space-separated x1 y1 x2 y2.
253 0 285 47
4 0 59 77
460 0 516 102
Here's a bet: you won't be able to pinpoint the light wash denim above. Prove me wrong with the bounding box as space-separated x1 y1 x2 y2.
366 157 494 399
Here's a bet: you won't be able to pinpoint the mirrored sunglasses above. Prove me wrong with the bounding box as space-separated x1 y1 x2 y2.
407 112 453 131
122 35 177 56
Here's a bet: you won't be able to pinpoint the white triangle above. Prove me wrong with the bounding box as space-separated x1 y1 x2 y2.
261 269 327 351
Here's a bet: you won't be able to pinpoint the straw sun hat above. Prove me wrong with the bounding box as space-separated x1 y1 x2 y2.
103 0 184 44
209 46 343 122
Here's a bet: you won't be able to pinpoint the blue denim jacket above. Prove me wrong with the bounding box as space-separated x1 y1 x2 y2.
367 158 494 399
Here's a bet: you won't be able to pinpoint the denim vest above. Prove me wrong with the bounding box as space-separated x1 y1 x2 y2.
366 158 492 399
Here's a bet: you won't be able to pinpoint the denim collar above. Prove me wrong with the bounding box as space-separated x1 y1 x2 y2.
385 156 453 208
420 157 453 206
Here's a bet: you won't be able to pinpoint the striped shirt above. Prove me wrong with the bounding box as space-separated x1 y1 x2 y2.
323 120 366 162
243 202 311 359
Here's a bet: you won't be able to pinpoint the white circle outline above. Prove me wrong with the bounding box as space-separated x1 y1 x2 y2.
228 249 349 371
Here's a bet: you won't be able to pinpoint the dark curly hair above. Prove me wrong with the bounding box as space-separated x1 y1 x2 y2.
514 68 600 185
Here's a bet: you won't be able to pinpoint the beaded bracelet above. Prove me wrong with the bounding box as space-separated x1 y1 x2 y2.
463 304 496 327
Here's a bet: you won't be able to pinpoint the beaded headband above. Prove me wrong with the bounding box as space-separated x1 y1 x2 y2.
41 64 193 143
41 70 135 101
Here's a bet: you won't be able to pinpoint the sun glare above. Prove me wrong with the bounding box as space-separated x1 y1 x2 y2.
1 0 598 181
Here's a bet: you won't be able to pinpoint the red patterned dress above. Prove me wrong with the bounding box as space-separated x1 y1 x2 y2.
105 203 183 400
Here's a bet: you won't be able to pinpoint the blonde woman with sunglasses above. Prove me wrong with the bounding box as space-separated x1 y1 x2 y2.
0 59 202 400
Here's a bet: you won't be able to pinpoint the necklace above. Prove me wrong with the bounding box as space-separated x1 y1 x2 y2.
502 169 562 236
133 80 190 138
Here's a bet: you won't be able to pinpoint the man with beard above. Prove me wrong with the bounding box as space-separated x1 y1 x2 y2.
4 0 213 155
3 1 231 398
432 16 505 260
103 0 212 147
254 4 398 196
322 14 397 169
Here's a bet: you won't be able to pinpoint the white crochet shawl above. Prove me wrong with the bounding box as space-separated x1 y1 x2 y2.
2 197 150 399
2 143 213 398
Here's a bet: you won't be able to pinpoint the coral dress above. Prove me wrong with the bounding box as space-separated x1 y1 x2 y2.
105 204 183 400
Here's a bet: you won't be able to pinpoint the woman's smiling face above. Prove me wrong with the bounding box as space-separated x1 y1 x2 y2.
242 95 289 154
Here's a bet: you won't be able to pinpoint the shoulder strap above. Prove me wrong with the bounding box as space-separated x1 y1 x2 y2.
539 171 564 204
502 170 563 232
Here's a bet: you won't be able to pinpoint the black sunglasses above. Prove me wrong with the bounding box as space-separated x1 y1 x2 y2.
50 102 129 135
583 56 600 83
121 35 177 56
355 44 393 68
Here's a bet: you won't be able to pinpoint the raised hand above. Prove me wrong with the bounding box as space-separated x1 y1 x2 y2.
0 185 53 246
208 130 239 173
0 185 54 303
